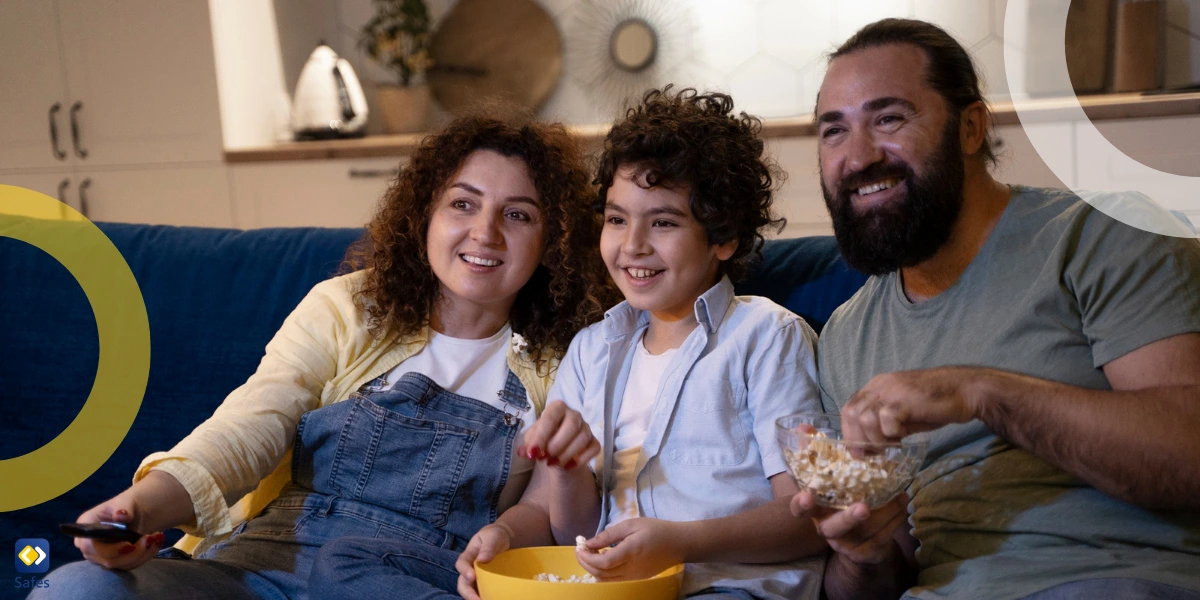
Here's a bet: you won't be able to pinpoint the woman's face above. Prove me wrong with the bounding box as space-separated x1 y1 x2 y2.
426 149 546 320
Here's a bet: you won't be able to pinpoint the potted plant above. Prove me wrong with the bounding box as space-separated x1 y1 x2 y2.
360 0 435 133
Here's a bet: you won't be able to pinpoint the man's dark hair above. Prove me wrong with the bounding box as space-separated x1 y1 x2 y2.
830 18 1000 165
595 86 785 282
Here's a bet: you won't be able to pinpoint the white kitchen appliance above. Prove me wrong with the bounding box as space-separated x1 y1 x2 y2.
291 44 369 139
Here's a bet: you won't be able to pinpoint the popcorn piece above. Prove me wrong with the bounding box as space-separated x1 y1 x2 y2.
575 535 590 553
784 430 915 508
534 572 597 583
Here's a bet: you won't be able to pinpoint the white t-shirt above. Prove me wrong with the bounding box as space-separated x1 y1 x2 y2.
380 323 534 511
607 332 677 526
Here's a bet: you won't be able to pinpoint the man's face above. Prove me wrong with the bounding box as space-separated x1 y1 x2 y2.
816 43 965 275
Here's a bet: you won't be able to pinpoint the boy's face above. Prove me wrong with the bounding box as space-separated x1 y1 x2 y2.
601 166 736 321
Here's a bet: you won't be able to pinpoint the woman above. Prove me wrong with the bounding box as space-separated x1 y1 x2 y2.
36 111 617 600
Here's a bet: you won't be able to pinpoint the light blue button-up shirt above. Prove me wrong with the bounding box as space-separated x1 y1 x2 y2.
551 277 826 599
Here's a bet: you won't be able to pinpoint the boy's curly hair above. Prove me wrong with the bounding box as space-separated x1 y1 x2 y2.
343 109 619 368
594 86 785 281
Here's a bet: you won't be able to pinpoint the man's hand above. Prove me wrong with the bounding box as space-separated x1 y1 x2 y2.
843 366 986 443
455 523 513 600
790 490 909 565
576 518 685 581
792 490 916 600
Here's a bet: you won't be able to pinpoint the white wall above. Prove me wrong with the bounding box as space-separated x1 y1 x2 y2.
208 0 292 149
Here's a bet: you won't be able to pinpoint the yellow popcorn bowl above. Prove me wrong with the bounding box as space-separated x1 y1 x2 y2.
476 546 684 600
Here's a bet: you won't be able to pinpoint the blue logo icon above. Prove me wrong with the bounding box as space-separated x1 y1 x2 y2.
15 539 50 574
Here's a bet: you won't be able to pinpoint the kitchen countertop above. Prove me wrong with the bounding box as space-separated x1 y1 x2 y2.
225 91 1200 163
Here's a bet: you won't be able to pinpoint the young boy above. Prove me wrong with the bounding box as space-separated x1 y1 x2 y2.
458 87 827 600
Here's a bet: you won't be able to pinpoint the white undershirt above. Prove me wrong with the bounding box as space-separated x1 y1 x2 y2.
607 332 677 526
380 323 535 511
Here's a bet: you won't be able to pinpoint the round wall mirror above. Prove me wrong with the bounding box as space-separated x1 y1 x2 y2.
610 18 657 72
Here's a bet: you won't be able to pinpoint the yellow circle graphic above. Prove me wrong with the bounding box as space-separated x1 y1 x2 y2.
0 185 150 511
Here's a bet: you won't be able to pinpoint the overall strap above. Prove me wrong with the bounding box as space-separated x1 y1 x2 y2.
497 368 530 427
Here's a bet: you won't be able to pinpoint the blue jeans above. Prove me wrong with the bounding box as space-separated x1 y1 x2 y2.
310 537 460 600
31 371 527 600
1019 578 1200 600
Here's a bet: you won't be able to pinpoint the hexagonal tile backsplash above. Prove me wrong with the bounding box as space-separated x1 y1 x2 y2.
333 0 1200 128
335 0 1012 125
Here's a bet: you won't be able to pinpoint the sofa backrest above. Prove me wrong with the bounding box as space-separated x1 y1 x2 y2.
0 217 864 563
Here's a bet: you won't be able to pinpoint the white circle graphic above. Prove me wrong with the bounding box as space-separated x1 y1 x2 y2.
1003 0 1196 238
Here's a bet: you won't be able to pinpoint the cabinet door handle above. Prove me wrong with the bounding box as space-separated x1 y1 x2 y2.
49 103 67 160
79 177 91 218
348 168 399 179
57 178 71 219
70 101 88 159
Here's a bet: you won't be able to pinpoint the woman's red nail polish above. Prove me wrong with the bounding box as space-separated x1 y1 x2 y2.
546 456 559 466
564 459 577 470
118 544 136 555
115 509 128 517
531 447 542 459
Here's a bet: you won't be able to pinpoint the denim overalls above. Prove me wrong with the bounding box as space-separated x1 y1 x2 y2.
191 370 529 598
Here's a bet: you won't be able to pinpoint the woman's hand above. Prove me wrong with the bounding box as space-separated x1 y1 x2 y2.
575 518 686 581
519 400 600 471
74 470 194 570
456 523 514 600
73 494 165 570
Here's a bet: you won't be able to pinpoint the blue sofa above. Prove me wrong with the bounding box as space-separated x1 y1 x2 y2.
0 216 865 582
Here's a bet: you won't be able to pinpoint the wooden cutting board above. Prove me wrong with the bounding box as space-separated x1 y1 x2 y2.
428 0 563 115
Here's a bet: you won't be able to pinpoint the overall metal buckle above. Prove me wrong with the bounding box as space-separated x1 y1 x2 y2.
498 390 522 426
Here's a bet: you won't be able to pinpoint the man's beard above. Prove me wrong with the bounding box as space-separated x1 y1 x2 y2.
821 119 965 276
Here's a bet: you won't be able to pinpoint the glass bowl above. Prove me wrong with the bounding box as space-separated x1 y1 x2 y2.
775 413 929 510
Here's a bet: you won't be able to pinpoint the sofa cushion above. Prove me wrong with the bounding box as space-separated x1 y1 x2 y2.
737 237 868 333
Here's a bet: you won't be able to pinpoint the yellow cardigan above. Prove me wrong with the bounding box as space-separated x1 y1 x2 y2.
132 270 556 555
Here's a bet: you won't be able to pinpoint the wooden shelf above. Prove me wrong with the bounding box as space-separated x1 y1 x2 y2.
225 92 1200 164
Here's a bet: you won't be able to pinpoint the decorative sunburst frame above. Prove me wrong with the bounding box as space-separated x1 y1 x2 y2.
563 0 694 111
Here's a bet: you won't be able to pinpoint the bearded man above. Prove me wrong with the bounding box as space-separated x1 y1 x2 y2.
796 18 1200 600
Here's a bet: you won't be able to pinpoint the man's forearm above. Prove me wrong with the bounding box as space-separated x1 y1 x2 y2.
824 542 915 600
676 495 825 564
975 372 1200 509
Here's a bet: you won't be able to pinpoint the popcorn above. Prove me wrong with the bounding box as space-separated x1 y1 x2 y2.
784 430 911 508
575 535 590 553
511 332 529 356
534 572 597 583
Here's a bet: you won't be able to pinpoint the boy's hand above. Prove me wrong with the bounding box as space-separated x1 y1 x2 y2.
576 518 685 581
456 523 513 600
520 400 600 471
790 489 909 565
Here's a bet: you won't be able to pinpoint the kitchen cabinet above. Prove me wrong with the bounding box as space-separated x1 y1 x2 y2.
0 0 227 226
0 167 231 227
0 1 72 171
73 166 233 227
0 172 81 220
229 158 403 228
54 0 224 167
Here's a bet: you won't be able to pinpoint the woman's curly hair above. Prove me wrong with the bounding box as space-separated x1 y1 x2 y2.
594 86 785 281
343 109 619 367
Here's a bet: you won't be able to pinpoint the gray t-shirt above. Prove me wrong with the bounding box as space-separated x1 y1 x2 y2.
818 186 1200 600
